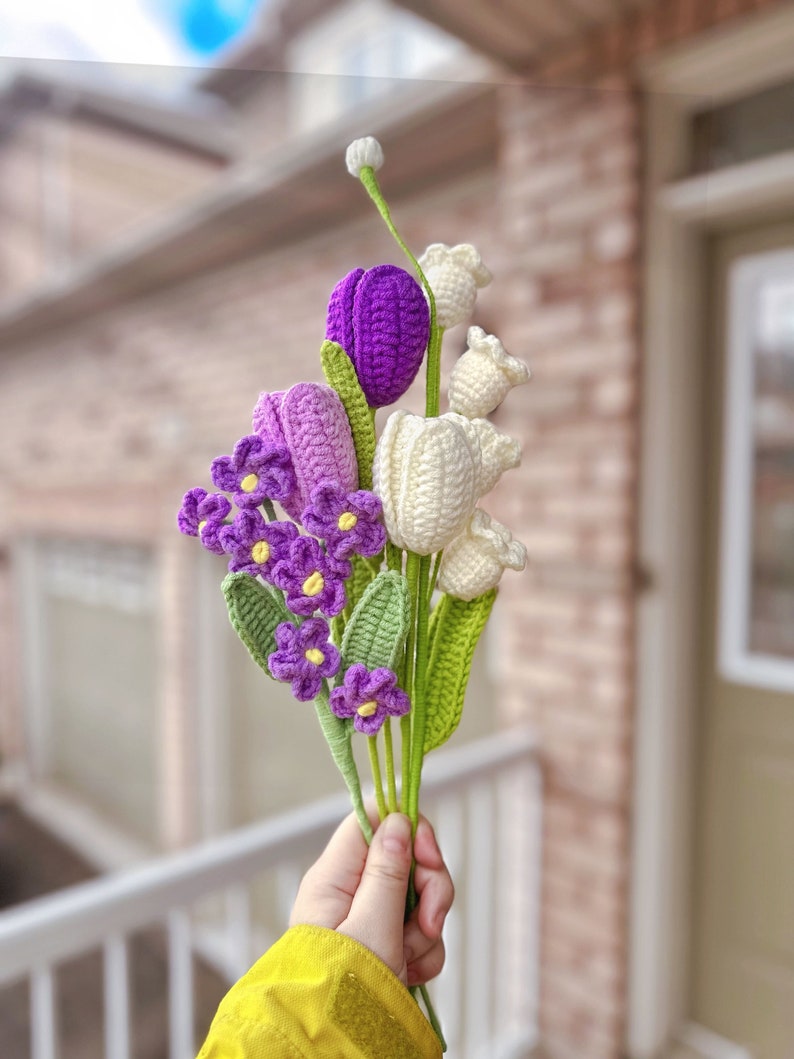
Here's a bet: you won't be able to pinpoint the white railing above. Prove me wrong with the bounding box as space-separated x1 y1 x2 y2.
0 728 541 1059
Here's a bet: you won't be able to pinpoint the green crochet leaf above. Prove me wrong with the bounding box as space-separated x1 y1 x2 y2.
320 339 376 490
340 570 410 676
222 573 290 678
424 589 497 754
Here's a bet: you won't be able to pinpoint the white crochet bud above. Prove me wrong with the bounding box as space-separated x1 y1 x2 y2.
449 326 530 419
373 411 482 555
345 136 384 176
438 508 527 601
418 243 491 329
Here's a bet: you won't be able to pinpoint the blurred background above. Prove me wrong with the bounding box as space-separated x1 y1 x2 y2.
0 1 792 1058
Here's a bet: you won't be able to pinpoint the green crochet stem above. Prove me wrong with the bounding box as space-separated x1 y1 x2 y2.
262 498 277 522
419 986 447 1052
357 166 441 419
383 720 398 812
314 685 372 843
367 735 387 821
407 554 431 828
402 551 421 814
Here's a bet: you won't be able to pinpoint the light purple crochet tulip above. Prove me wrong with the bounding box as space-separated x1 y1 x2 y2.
326 264 430 407
252 383 358 523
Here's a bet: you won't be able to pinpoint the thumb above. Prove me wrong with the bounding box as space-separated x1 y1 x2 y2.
338 812 413 979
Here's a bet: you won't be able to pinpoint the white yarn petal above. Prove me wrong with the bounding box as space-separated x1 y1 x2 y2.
458 417 521 496
438 508 527 601
373 411 481 555
449 326 530 419
418 243 492 330
345 136 384 176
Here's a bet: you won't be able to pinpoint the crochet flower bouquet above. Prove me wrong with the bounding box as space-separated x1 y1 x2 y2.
178 137 528 1047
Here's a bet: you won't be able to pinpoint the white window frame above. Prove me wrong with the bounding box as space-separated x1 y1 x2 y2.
718 249 794 692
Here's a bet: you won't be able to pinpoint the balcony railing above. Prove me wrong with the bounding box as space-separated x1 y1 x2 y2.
0 728 541 1059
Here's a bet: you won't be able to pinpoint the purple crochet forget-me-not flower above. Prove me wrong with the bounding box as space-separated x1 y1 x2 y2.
211 434 295 508
177 488 231 556
329 664 411 735
219 509 299 578
271 536 350 618
301 482 387 562
268 618 341 701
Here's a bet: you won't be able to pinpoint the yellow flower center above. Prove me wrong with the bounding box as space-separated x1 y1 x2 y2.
251 540 270 564
302 571 325 597
198 520 207 535
305 648 325 666
337 511 358 532
240 473 259 493
356 700 378 718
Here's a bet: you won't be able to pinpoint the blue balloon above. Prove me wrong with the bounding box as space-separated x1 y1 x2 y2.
177 0 259 55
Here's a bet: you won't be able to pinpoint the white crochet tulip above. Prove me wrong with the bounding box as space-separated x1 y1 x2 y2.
418 243 491 330
438 508 527 601
373 411 520 555
373 411 482 555
449 326 530 419
345 136 384 176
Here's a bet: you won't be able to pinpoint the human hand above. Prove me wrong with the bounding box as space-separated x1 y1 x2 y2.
289 811 454 987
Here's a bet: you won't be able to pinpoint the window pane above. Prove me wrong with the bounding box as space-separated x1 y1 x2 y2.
749 275 794 659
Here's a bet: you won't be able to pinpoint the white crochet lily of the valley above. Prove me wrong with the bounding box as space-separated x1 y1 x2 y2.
345 136 384 176
373 410 520 555
449 326 530 419
438 508 527 601
418 243 492 330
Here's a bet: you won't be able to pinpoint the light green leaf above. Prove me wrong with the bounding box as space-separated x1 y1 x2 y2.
320 339 376 490
340 570 410 675
423 589 497 754
222 573 290 678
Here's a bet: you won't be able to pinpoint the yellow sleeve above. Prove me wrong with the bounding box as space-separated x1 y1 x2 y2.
197 924 443 1059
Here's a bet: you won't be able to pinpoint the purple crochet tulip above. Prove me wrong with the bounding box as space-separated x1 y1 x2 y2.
326 264 430 407
252 384 358 523
302 482 386 562
329 663 411 735
219 509 299 579
211 435 295 508
268 618 341 701
177 488 231 556
271 536 350 618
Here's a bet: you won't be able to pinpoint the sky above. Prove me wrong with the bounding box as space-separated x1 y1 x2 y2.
0 0 262 76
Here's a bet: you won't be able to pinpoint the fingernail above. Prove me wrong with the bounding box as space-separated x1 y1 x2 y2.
381 813 411 854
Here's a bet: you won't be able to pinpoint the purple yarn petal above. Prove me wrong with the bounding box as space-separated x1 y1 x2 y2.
326 265 430 407
280 384 358 521
326 267 364 357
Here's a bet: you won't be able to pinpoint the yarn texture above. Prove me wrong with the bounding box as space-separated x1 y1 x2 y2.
418 244 491 330
449 326 530 419
253 383 358 522
423 589 496 753
438 508 527 601
326 265 430 408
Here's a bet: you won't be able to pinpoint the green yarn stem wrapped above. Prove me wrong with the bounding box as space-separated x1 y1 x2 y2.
340 570 411 675
314 686 373 843
423 589 497 754
320 339 377 491
222 572 290 678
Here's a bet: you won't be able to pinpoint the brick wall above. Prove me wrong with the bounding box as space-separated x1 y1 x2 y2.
491 80 639 1059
